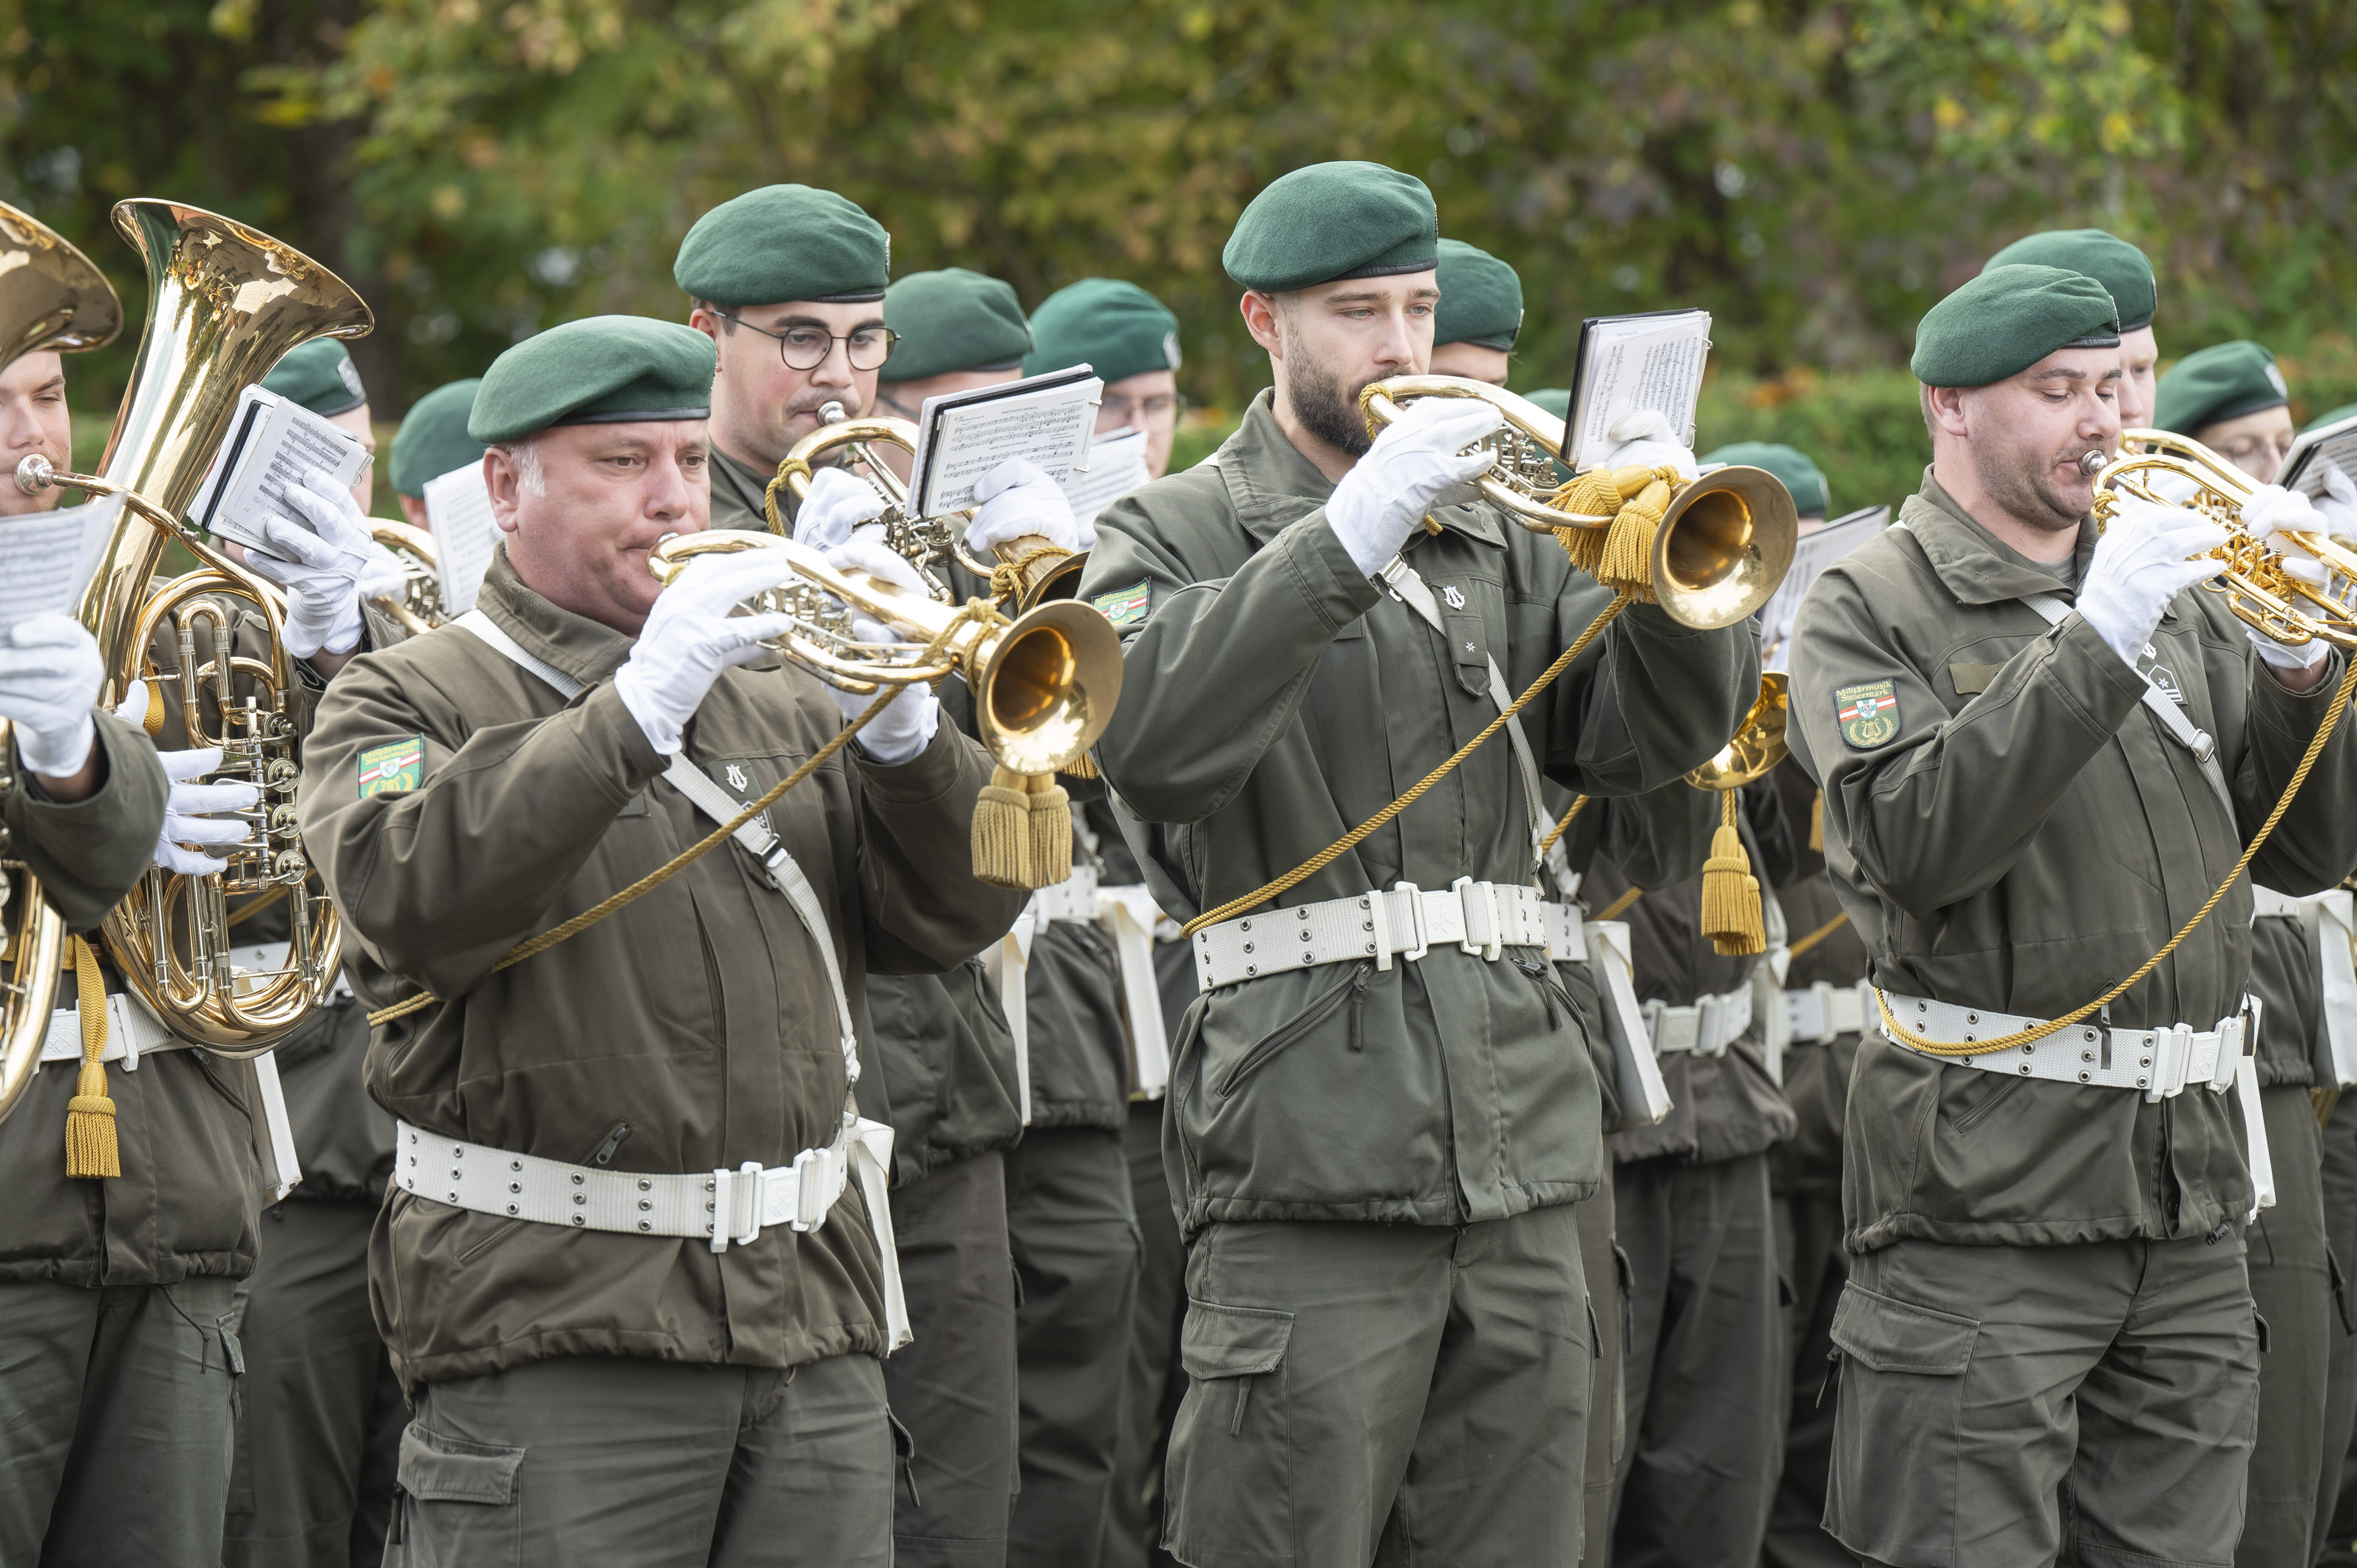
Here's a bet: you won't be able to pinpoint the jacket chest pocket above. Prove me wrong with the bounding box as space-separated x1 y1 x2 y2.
1445 613 1491 698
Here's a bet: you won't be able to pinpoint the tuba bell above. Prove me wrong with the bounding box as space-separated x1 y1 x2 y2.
771 401 1089 609
0 201 122 1128
2081 429 2357 650
1359 376 1797 630
13 200 372 1057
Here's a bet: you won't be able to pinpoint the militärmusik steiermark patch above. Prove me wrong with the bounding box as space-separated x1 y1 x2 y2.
358 736 424 797
1093 580 1149 630
1836 681 1901 749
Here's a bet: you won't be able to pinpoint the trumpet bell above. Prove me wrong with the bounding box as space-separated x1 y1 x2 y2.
979 601 1124 776
1655 466 1800 632
1684 672 1789 791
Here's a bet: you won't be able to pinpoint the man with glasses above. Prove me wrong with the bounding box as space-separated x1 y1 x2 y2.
677 183 897 534
1026 279 1186 492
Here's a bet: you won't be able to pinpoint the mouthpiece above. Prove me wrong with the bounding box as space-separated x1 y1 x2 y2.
2077 449 2109 480
14 454 53 495
819 401 848 426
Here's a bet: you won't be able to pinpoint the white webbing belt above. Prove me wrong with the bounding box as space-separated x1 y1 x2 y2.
1786 981 1877 1046
1545 901 1587 966
453 610 908 1347
1877 989 2245 1102
1586 920 1673 1125
1191 879 1551 992
1097 884 1171 1098
983 908 1035 1126
2251 884 2357 1090
2022 593 2233 811
1645 985 1754 1057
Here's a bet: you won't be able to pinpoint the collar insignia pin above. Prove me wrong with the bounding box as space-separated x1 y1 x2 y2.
1442 584 1466 610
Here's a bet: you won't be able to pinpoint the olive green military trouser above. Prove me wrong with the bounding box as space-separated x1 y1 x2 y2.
0 1275 242 1567
2240 1085 2330 1568
1765 1190 1851 1568
2313 1090 2357 1560
884 1149 1018 1568
224 1199 405 1568
1829 1231 2261 1568
1103 1100 1185 1568
1164 1204 1594 1568
1007 1126 1142 1568
1610 1151 1783 1568
1575 1169 1625 1568
384 1352 893 1567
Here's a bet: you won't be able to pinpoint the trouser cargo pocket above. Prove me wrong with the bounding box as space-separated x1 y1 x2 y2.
385 1421 525 1567
1166 1298 1296 1566
1824 1281 1979 1568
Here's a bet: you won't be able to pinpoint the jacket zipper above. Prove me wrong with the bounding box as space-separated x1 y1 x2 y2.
1514 955 1568 1031
1217 962 1373 1097
1347 965 1372 1052
455 1120 633 1265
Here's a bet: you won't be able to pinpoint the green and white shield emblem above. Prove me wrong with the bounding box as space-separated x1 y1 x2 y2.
1835 681 1900 750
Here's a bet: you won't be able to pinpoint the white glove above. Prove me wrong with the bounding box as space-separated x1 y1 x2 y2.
2240 483 2333 590
2248 624 2330 673
358 543 409 603
236 469 375 658
967 457 1089 555
613 553 796 757
1600 408 1701 481
110 681 262 874
2076 496 2229 667
0 613 101 777
2316 460 2357 542
1325 396 1503 577
821 531 942 766
792 466 892 554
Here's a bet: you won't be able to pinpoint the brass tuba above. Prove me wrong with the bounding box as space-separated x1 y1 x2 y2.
14 200 372 1057
1359 377 1797 630
771 400 1088 609
647 528 1120 778
2081 429 2357 650
0 202 123 1128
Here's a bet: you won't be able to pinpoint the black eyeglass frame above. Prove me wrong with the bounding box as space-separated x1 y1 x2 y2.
713 310 899 372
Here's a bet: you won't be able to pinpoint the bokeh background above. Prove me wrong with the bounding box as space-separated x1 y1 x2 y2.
8 0 2356 514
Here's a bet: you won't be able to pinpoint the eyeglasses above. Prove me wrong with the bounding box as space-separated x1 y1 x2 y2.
716 311 898 372
1100 391 1186 425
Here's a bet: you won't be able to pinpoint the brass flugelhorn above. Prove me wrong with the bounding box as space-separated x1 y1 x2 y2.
13 199 371 1056
771 400 1088 609
1359 377 1797 630
2079 429 2357 650
0 202 121 1129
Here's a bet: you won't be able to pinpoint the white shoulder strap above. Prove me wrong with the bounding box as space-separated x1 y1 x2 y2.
2021 593 2233 813
1379 559 1549 867
455 610 862 1080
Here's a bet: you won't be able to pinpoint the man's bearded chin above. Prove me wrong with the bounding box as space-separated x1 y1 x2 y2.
1285 350 1374 458
1976 437 2084 536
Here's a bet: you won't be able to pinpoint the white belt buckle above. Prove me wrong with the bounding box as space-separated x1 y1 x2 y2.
791 1145 829 1232
1393 882 1429 964
710 1160 765 1253
1453 877 1503 960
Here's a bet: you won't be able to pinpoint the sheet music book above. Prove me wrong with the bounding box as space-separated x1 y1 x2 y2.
2280 412 2357 500
1058 426 1150 521
0 500 114 637
1565 309 1712 471
423 461 497 616
188 386 373 558
908 366 1102 520
1759 503 1891 672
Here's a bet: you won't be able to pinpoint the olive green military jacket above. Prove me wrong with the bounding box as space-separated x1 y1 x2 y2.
1083 392 1759 1238
710 444 782 536
1791 471 2357 1250
299 550 1022 1392
2248 913 2319 1090
1766 755 1868 1202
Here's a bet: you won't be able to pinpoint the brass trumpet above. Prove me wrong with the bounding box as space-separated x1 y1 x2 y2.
647 528 1121 777
368 519 446 634
1359 377 1797 630
0 201 120 1128
13 199 370 1057
772 400 1088 609
2080 429 2357 650
1685 672 1790 791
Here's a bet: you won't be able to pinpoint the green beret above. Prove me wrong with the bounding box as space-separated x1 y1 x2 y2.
673 184 890 307
1702 440 1829 517
2306 402 2357 434
1911 266 2120 389
1222 162 1438 293
1984 228 2157 331
2154 340 2289 437
389 379 488 497
469 316 715 444
878 268 1032 384
262 339 367 417
1526 387 1571 420
1024 279 1180 385
1433 239 1523 350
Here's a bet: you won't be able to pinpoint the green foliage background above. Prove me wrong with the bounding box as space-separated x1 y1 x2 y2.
7 0 2356 511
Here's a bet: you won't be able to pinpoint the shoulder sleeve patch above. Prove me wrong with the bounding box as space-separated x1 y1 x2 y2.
1092 579 1151 630
358 735 425 797
1835 681 1901 750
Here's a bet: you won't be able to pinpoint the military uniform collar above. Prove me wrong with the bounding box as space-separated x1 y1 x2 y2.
475 548 636 689
1217 389 1505 549
710 442 778 528
1902 468 2096 607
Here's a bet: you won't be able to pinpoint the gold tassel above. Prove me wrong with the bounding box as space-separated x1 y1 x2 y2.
63 936 118 1180
1596 474 1671 601
1063 750 1100 780
1809 789 1823 853
972 766 1035 890
1026 773 1074 888
142 680 166 739
1699 790 1765 958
